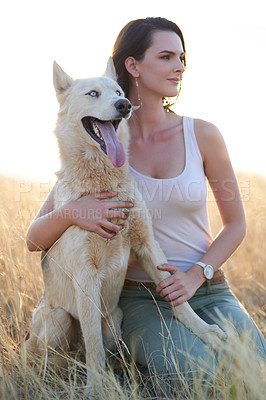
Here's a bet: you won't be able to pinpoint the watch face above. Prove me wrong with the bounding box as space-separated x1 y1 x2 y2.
205 265 214 279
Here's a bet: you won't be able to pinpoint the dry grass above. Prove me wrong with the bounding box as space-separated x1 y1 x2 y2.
207 172 266 335
0 172 265 399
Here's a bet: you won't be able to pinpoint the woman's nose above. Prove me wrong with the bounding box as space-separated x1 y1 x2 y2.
175 59 185 73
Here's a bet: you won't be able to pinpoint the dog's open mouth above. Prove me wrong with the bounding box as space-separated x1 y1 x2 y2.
81 117 126 168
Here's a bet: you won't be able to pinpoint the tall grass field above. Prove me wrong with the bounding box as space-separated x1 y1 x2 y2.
0 172 265 399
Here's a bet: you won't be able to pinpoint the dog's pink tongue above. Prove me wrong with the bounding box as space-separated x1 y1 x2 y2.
95 121 126 167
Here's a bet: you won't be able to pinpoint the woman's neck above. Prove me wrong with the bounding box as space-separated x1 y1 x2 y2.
128 94 170 140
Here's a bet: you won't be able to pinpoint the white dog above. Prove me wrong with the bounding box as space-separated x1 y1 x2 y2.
26 59 226 394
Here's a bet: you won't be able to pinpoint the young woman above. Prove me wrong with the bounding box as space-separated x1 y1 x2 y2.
26 17 265 379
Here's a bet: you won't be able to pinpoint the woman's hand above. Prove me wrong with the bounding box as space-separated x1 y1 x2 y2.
156 264 205 306
68 192 134 239
26 190 134 251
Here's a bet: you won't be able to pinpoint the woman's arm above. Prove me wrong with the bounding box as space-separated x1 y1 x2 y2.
157 119 246 305
26 186 134 252
189 119 246 272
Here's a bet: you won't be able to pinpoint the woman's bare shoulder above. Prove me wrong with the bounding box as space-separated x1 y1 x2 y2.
194 118 221 137
193 118 225 162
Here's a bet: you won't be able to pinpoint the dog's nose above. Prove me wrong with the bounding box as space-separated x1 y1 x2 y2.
115 99 132 117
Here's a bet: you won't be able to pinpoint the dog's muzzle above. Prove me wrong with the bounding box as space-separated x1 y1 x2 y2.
81 98 132 168
114 99 132 118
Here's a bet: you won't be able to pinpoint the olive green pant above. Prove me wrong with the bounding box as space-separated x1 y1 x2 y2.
119 282 266 378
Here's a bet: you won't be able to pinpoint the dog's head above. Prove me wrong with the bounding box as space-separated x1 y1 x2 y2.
53 59 132 168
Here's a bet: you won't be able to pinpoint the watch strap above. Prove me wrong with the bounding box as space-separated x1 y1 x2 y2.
195 261 206 268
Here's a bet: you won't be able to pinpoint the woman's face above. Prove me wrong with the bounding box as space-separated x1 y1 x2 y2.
136 30 185 98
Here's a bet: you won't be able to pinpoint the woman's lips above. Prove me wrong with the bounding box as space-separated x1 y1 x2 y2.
167 78 181 84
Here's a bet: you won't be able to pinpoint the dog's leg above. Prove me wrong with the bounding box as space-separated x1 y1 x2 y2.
102 306 123 352
26 297 74 365
73 272 105 395
133 240 227 349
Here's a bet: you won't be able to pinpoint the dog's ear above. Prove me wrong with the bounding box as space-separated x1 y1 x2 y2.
102 57 117 81
53 61 74 94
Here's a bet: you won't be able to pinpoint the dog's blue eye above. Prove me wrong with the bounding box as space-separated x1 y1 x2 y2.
116 90 122 96
86 91 98 97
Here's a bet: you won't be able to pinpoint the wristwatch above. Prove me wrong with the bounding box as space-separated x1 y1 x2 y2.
195 262 214 280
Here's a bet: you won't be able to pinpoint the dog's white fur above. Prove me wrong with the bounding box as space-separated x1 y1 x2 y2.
26 60 226 393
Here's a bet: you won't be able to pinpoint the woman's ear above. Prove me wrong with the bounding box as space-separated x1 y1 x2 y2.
124 57 139 78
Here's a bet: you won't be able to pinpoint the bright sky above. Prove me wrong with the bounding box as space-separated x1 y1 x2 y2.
1 0 265 183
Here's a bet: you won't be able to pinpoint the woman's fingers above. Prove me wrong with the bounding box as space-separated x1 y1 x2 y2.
104 210 127 219
156 264 179 292
88 192 134 210
94 226 116 239
157 283 188 306
157 264 178 274
100 220 124 232
155 264 194 305
169 295 187 307
103 200 134 209
69 193 133 236
158 282 181 297
93 220 125 239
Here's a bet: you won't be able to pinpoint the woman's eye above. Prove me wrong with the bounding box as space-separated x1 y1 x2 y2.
116 90 122 96
86 91 98 97
161 55 170 60
180 56 186 65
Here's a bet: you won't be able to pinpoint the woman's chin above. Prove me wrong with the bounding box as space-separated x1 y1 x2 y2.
163 91 179 99
163 87 180 98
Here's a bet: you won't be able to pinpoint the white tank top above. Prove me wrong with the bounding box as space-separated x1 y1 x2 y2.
126 116 213 282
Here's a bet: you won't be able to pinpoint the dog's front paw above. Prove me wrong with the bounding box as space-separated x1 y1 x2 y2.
200 324 227 350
